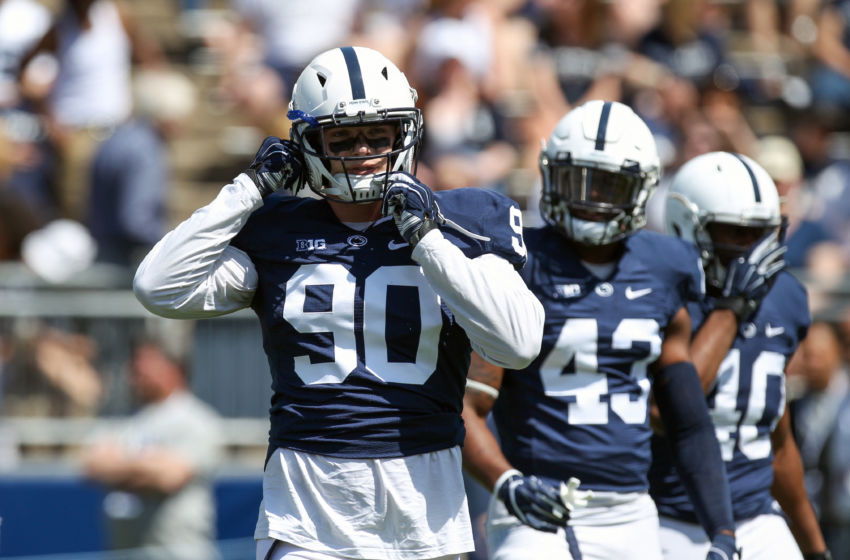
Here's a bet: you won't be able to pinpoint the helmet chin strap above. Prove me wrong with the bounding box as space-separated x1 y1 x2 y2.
706 255 730 292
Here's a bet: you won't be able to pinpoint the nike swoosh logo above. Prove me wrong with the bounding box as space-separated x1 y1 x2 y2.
625 286 653 300
388 240 410 251
765 324 785 337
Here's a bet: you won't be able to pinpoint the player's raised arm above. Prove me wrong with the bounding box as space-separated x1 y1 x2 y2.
688 228 786 392
381 173 544 369
133 138 302 318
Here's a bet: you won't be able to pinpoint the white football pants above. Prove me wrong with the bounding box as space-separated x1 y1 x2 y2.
659 512 803 560
486 491 663 560
256 539 462 560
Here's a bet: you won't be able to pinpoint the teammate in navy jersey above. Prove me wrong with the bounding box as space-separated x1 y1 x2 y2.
461 100 738 560
133 46 544 560
650 151 831 560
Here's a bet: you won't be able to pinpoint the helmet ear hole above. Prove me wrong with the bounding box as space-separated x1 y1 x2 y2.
672 224 682 238
317 74 327 87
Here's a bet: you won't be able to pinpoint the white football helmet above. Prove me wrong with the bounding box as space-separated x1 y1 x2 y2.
288 46 423 203
539 100 661 245
666 151 782 289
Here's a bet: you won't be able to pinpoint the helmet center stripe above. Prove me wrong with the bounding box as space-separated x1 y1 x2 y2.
594 101 613 150
730 152 761 202
340 46 366 100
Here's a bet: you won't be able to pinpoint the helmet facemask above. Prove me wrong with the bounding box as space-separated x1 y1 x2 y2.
293 108 423 203
540 152 656 246
701 218 782 291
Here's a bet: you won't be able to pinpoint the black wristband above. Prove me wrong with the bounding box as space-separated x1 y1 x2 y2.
804 551 832 560
714 296 756 322
244 168 274 198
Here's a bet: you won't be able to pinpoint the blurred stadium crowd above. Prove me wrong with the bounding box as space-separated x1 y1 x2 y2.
2 0 850 557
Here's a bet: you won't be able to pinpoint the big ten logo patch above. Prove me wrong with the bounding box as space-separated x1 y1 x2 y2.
296 239 327 252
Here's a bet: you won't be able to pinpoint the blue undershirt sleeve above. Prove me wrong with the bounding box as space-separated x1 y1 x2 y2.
654 361 734 537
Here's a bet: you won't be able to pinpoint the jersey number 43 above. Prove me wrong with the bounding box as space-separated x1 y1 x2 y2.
539 318 661 425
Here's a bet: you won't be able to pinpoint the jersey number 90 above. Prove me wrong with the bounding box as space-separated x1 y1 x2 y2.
283 263 443 386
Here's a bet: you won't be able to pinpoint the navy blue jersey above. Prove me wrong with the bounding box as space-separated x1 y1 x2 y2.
231 188 526 459
649 271 810 522
493 227 704 492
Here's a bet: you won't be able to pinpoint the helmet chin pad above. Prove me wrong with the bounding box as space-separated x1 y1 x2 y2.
563 213 627 246
319 172 388 203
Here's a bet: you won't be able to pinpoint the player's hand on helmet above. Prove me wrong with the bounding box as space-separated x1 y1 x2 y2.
381 172 444 247
495 471 577 533
244 136 304 197
706 533 741 560
716 228 786 322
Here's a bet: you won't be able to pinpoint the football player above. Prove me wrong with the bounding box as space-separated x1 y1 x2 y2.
133 46 544 560
649 151 831 560
461 100 738 560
